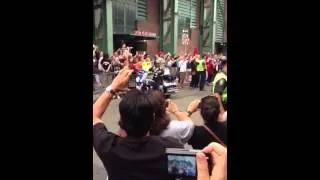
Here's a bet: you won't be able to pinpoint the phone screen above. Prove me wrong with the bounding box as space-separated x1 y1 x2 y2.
167 154 197 177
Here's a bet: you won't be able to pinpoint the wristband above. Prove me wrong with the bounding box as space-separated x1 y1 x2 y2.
187 111 193 117
105 85 116 95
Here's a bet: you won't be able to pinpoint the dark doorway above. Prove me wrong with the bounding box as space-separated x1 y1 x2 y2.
113 34 153 54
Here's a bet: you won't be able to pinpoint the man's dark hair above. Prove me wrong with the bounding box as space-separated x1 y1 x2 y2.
148 90 171 135
118 89 155 137
199 96 220 126
221 59 227 67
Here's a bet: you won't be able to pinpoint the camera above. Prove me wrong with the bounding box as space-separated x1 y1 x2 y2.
166 148 213 180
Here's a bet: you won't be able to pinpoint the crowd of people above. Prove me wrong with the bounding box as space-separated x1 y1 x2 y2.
93 44 228 179
93 44 227 93
168 155 196 177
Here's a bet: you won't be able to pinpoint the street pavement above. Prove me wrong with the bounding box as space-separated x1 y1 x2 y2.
93 84 212 180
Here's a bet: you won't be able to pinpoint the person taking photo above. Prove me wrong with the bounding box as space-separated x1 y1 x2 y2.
93 67 182 180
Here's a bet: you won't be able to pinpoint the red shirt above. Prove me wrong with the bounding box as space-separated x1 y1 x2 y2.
129 63 137 71
206 61 214 75
134 61 142 71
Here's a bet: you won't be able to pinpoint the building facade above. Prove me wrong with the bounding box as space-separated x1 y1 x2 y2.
93 0 226 55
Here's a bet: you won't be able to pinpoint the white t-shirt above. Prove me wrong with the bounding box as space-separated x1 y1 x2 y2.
167 60 174 67
160 119 194 145
164 67 171 75
178 60 188 72
159 58 166 69
98 57 104 71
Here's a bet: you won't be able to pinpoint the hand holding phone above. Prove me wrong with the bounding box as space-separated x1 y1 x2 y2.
166 148 212 179
166 100 179 114
187 99 201 114
196 143 227 180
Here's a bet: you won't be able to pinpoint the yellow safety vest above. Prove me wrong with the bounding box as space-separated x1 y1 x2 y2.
196 59 205 72
212 72 227 104
142 60 152 71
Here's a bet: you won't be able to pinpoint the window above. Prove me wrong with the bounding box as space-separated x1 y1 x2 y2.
178 0 191 17
136 0 148 20
178 0 197 28
190 0 197 28
178 17 191 37
215 0 224 43
93 0 104 47
113 0 136 34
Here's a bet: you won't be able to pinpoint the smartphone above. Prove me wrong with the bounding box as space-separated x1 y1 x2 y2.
166 148 212 180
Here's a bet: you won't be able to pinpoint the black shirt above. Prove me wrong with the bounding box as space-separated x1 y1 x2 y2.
93 123 182 180
223 120 227 127
101 58 112 71
188 123 227 150
190 61 197 72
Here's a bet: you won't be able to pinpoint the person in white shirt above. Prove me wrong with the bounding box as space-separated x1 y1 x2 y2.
186 54 192 82
117 90 194 147
148 91 194 146
178 56 188 88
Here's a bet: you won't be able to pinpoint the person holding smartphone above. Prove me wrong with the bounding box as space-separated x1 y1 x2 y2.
165 142 226 180
196 142 227 180
93 68 183 180
117 90 195 146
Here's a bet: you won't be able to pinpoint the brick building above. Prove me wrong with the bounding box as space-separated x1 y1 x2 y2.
93 0 226 55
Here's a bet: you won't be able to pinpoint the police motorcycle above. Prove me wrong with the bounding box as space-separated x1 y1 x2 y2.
135 67 178 98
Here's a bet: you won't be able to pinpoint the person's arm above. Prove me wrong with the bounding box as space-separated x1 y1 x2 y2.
93 44 98 52
166 99 190 121
93 91 113 125
196 142 227 180
219 111 227 123
186 99 201 117
98 57 105 71
93 46 97 57
114 48 120 53
172 111 190 121
105 62 111 72
164 100 195 144
93 67 134 126
93 68 133 159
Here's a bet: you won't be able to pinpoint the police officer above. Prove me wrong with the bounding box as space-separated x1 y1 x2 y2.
195 54 207 91
212 59 227 113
